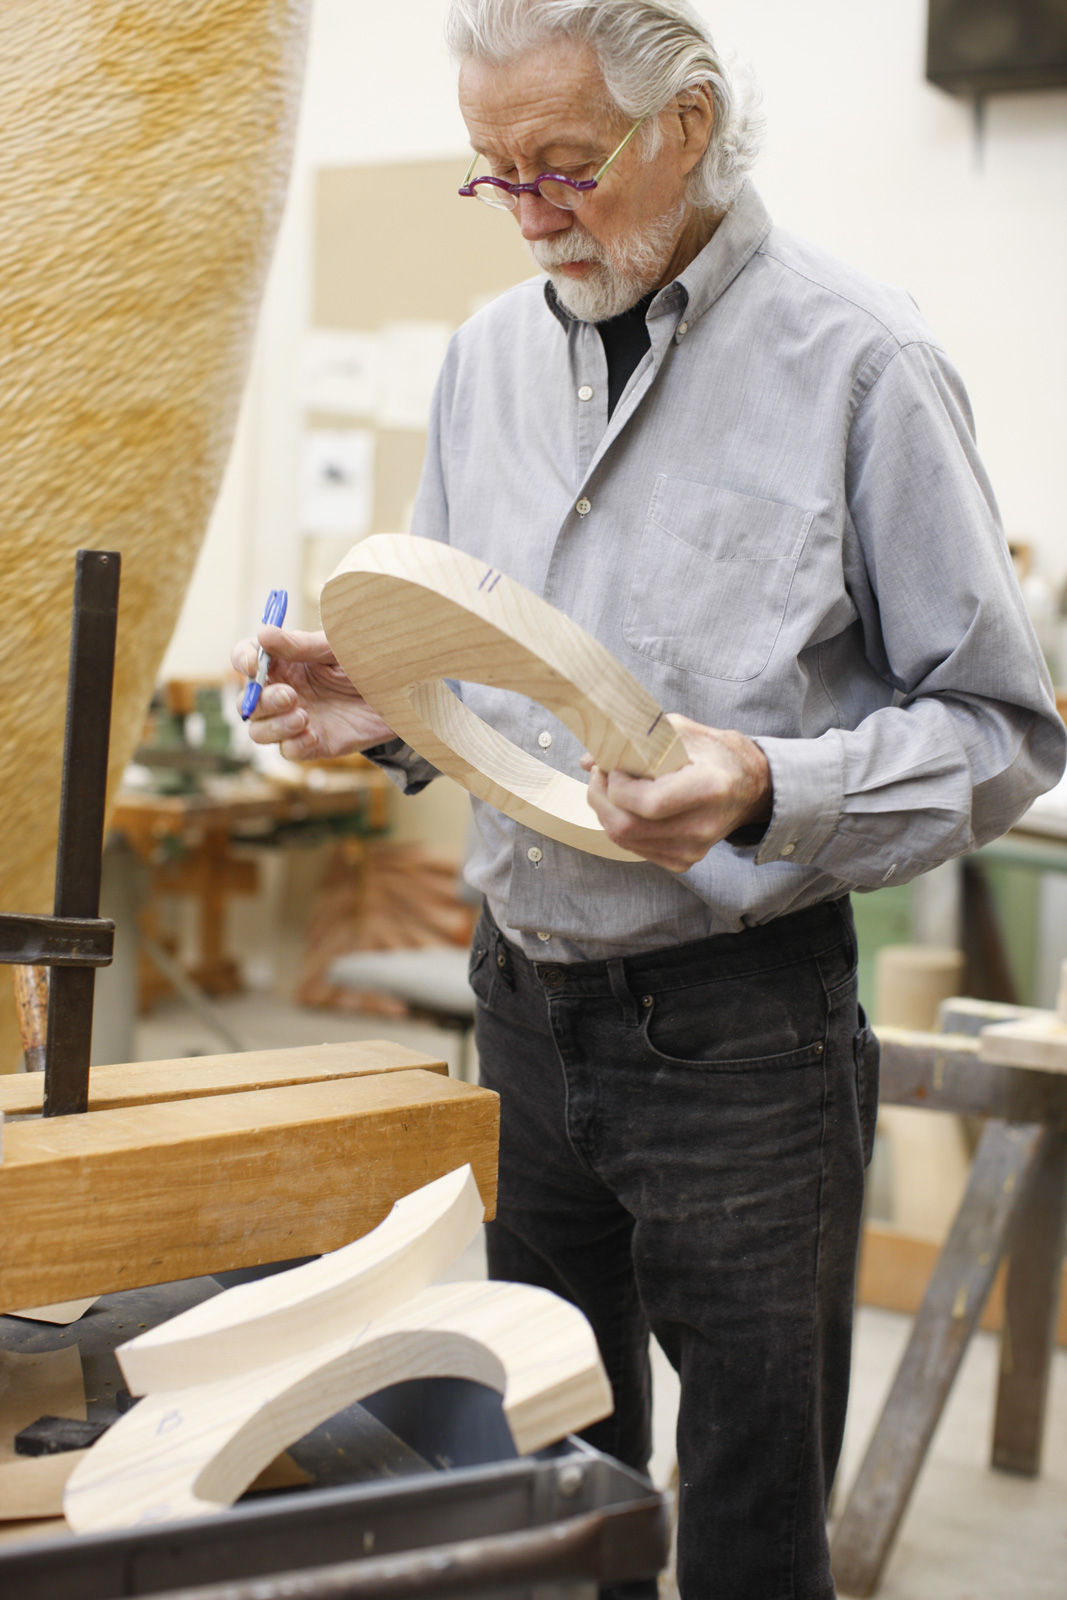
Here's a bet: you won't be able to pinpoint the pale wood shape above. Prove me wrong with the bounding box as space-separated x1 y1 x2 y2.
9 1299 98 1326
0 1071 498 1312
0 1039 445 1119
0 1 311 1069
320 535 689 860
980 1013 1067 1074
0 1449 309 1523
119 1165 484 1394
64 1280 613 1533
0 1453 88 1523
0 1347 86 1462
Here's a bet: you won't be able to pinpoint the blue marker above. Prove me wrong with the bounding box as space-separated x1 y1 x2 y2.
240 588 288 720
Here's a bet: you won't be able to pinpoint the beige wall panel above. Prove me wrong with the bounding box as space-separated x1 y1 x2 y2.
312 162 535 561
0 1 312 1068
315 161 535 329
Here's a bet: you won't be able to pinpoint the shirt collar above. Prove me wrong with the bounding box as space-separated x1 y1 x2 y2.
542 182 773 334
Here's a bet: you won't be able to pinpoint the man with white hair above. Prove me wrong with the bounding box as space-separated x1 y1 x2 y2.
236 3 1064 1595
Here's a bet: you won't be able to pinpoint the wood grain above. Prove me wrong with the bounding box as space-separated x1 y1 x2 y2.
0 1071 498 1312
65 1280 612 1533
0 4 311 1073
0 1039 446 1118
320 535 689 860
118 1165 485 1394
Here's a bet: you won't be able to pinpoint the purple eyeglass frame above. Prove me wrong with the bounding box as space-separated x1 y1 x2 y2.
458 117 645 210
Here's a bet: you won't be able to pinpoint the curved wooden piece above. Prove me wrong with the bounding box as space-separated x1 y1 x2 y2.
320 535 688 861
118 1165 484 1394
64 1280 613 1532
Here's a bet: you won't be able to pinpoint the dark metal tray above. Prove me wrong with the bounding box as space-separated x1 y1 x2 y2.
0 1439 668 1600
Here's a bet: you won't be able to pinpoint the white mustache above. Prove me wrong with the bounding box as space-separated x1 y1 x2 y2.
530 226 609 271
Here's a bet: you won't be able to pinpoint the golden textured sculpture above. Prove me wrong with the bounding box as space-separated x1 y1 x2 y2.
0 2 312 1066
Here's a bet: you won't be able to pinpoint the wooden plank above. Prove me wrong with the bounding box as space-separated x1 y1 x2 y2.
119 1166 485 1393
0 1039 447 1118
992 1127 1067 1475
981 1012 1067 1074
859 1224 1067 1346
320 534 689 861
65 1280 613 1533
831 1120 1043 1598
876 1026 1067 1125
938 997 1038 1036
0 1071 498 1312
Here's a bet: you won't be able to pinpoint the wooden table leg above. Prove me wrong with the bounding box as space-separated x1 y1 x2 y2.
992 1126 1067 1477
831 1119 1045 1597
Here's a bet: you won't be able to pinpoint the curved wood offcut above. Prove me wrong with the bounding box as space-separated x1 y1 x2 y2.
64 1280 613 1532
118 1165 484 1394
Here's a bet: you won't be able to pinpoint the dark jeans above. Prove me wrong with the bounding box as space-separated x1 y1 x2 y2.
469 898 879 1600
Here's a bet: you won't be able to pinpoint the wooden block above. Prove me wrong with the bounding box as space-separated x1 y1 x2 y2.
874 945 965 1032
320 534 689 861
0 1039 446 1119
118 1165 485 1393
65 1280 612 1533
859 1222 1067 1346
980 1012 1067 1074
0 1071 498 1312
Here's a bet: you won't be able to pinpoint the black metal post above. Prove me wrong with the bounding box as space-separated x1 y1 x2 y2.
43 550 121 1116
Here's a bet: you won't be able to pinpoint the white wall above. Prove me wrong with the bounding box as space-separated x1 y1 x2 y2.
706 0 1067 580
163 0 1067 676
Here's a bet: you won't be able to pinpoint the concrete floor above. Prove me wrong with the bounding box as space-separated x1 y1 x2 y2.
134 989 1067 1598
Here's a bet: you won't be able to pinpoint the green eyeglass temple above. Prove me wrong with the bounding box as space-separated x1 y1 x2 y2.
459 117 646 211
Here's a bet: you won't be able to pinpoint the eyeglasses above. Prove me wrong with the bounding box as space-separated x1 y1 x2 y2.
459 118 646 212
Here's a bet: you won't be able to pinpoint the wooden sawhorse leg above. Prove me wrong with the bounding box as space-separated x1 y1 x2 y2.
831 1119 1045 1597
992 1126 1067 1476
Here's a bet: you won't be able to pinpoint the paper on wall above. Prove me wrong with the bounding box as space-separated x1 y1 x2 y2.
301 329 382 418
376 321 452 430
299 429 375 537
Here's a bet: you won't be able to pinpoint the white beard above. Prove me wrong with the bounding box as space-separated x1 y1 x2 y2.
528 205 685 322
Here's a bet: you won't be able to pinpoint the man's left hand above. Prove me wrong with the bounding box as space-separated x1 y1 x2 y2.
582 714 773 872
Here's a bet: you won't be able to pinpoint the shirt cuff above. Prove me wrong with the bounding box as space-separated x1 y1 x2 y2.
363 738 440 796
750 730 845 867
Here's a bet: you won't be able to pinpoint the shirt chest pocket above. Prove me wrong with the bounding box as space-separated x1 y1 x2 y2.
623 476 814 682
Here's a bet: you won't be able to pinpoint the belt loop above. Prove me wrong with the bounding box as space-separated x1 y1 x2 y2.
606 959 640 1027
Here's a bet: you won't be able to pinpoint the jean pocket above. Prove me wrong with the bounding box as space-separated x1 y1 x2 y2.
854 1006 880 1167
640 960 828 1071
467 941 494 1008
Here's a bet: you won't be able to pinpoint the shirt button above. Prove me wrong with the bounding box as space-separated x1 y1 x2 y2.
575 497 592 517
538 730 552 749
536 930 552 943
781 842 796 857
883 863 897 881
527 846 543 864
676 320 689 341
578 384 593 401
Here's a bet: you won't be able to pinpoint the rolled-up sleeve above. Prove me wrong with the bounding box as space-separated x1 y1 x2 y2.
754 340 1065 887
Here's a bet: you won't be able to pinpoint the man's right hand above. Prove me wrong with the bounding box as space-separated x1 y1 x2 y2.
231 625 397 761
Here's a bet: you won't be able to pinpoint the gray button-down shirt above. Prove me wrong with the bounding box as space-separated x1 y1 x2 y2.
374 183 1065 961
